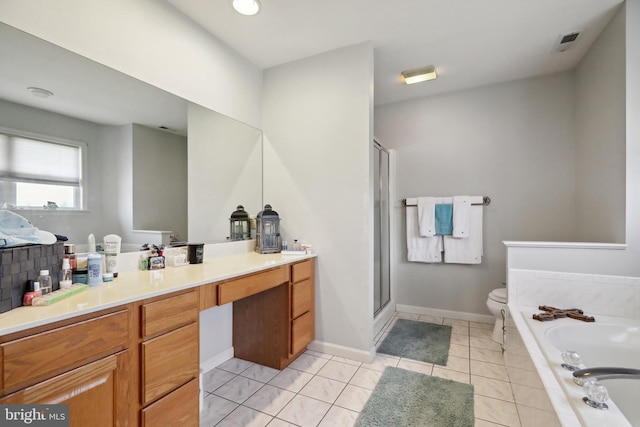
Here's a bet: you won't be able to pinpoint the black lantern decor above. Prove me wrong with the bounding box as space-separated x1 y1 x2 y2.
255 204 281 254
229 205 251 240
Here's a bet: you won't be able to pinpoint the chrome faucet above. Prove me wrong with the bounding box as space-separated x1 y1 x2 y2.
573 367 640 385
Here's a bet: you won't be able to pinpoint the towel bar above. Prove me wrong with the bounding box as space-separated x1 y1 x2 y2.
402 196 491 207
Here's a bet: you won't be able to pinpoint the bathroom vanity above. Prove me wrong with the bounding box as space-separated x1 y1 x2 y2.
0 253 315 426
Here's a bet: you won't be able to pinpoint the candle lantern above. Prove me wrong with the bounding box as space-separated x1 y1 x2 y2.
229 205 251 240
255 204 281 254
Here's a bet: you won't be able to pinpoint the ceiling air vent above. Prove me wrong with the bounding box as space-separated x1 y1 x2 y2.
552 30 582 53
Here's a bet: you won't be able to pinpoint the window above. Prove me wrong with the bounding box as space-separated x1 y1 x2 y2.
0 129 85 210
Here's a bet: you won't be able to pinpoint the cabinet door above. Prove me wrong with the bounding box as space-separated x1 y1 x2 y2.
142 323 198 405
0 352 128 427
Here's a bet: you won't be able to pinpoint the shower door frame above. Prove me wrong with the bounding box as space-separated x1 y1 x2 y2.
373 139 391 317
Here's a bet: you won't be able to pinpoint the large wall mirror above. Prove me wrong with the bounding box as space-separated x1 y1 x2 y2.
0 23 262 248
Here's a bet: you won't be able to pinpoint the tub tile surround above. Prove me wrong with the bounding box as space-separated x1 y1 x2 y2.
507 266 640 426
509 268 640 319
200 311 530 427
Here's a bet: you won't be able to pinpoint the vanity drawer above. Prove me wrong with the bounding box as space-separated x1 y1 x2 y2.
291 311 313 356
141 322 198 405
291 279 313 319
218 266 289 305
141 289 198 339
1 309 129 392
141 378 199 427
291 259 313 283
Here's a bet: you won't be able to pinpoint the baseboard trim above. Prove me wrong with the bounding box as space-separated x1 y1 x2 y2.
307 340 376 364
200 347 234 374
395 304 494 324
374 302 396 336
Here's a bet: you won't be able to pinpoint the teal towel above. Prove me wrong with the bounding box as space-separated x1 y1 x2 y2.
435 204 453 235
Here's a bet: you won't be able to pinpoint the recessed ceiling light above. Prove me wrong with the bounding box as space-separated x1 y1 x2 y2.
232 0 261 16
401 65 437 85
27 87 54 98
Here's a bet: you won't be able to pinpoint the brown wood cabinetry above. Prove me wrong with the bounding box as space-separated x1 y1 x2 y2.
139 289 199 424
232 259 315 369
0 255 315 426
0 306 133 427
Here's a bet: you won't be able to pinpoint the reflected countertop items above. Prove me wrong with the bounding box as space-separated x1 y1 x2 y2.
0 251 316 336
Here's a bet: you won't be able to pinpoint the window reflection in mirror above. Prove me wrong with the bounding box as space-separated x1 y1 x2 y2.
0 23 262 248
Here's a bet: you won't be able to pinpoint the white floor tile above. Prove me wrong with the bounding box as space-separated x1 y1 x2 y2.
268 368 314 393
347 367 383 390
200 310 533 427
213 376 265 404
316 360 359 382
333 384 373 412
277 395 331 427
216 405 273 427
243 384 296 416
299 376 347 404
317 405 359 427
200 394 238 427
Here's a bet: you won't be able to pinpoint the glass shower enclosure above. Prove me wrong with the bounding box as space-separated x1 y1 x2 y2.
374 140 390 316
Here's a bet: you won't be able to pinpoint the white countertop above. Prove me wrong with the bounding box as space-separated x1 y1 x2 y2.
0 251 316 336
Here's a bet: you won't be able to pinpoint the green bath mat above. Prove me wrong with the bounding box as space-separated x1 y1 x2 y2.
355 367 474 427
377 318 452 365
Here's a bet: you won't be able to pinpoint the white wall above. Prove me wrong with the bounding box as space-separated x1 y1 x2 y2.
574 6 626 243
188 103 263 244
507 0 640 279
262 43 375 360
132 124 188 241
375 72 577 316
0 0 262 128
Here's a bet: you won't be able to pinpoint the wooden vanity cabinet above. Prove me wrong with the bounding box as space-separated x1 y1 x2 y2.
289 259 315 357
139 288 199 427
0 306 134 427
232 259 315 369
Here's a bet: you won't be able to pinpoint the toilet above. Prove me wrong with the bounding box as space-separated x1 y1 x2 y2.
486 287 507 343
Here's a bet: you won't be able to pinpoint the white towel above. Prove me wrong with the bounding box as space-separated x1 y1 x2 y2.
406 206 443 263
417 197 437 237
452 195 471 238
444 198 483 264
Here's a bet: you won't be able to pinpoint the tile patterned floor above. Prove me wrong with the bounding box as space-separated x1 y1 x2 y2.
200 311 522 426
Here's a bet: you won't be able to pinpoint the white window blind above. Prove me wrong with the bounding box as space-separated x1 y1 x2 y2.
0 133 82 186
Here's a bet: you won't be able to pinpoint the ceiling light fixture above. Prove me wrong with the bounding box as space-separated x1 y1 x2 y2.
232 0 261 16
401 65 437 85
27 87 54 98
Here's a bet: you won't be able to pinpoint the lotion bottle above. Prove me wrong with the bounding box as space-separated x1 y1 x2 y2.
60 258 73 289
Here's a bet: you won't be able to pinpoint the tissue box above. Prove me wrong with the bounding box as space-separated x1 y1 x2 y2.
164 246 189 267
0 242 63 313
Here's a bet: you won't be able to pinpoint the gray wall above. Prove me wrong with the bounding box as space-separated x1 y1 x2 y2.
0 98 114 242
374 6 627 317
132 124 188 241
574 5 626 243
375 72 578 316
263 43 376 358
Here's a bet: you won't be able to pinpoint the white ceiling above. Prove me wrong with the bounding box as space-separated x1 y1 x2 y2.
166 0 623 106
0 23 188 135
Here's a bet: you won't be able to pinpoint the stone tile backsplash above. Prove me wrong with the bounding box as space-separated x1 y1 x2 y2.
508 268 640 319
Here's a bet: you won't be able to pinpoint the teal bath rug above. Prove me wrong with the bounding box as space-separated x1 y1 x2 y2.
355 367 474 427
377 319 452 365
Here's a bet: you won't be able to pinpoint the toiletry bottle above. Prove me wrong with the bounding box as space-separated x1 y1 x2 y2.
37 270 52 295
60 258 73 289
23 280 39 306
87 253 102 286
87 233 96 253
64 243 77 270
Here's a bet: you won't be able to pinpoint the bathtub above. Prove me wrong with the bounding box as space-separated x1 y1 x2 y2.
509 306 639 427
